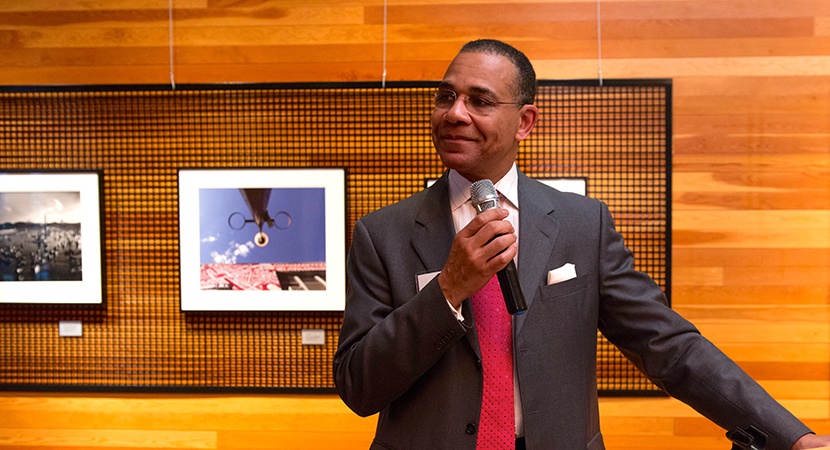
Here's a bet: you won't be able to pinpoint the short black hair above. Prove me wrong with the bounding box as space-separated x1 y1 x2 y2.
459 39 537 105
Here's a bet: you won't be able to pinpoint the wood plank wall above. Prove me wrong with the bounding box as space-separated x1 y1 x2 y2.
1 1 828 449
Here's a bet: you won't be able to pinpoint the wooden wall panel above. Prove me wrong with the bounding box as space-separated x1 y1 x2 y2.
1 0 828 449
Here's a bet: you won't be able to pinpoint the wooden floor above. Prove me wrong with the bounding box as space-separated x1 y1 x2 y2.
0 392 828 449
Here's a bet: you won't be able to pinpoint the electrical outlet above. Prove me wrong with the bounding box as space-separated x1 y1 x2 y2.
59 321 83 337
301 329 325 345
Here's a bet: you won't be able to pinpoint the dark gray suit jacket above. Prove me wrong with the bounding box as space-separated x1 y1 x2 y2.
334 170 810 450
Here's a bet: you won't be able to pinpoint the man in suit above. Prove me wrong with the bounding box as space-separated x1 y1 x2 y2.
333 39 829 450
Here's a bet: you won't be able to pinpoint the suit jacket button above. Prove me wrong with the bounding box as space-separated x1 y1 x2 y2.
466 423 477 435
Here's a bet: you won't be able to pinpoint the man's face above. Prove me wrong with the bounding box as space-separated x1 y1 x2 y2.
430 51 536 182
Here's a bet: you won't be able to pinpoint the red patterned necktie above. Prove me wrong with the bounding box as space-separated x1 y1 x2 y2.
471 274 515 449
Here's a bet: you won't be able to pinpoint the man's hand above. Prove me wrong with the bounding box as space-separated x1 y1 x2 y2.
792 433 830 449
438 207 517 308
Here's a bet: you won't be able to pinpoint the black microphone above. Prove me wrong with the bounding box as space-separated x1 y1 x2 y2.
470 179 528 316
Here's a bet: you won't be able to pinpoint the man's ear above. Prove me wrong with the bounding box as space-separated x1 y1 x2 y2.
515 105 539 142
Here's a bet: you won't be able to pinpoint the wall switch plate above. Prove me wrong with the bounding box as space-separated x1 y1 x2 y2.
59 321 83 337
301 329 325 345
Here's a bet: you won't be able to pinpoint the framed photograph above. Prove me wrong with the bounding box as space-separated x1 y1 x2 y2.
178 168 346 311
0 171 104 304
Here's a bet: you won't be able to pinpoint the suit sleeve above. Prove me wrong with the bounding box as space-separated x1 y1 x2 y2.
594 203 811 450
333 218 470 417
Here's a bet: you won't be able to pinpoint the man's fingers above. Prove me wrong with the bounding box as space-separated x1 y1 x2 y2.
459 208 509 236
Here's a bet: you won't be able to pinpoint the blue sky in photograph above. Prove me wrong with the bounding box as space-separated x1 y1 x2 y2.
198 187 326 265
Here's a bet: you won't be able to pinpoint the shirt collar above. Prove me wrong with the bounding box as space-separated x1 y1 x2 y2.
448 164 519 212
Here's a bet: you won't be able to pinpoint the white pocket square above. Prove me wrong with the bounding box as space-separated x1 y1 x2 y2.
416 271 440 291
547 263 576 285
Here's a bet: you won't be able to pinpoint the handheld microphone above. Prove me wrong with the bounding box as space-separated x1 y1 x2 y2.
470 179 528 316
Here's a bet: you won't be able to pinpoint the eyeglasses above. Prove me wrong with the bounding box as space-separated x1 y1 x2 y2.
433 89 523 116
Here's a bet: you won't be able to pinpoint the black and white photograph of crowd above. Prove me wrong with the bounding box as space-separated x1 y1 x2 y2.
0 191 83 282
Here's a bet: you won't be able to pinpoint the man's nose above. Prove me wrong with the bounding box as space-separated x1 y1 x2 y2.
444 96 472 123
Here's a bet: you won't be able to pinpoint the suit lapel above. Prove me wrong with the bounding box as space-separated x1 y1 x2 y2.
411 172 455 272
515 172 561 335
411 172 481 357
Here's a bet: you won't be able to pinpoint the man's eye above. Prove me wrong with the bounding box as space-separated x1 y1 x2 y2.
469 96 494 108
435 91 456 104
